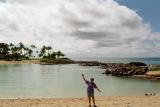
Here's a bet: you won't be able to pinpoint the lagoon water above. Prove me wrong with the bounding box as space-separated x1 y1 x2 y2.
0 64 160 98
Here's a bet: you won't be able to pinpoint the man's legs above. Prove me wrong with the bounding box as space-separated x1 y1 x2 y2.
88 97 91 106
92 96 97 107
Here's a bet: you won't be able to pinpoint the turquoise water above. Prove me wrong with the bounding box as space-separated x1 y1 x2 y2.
0 64 160 98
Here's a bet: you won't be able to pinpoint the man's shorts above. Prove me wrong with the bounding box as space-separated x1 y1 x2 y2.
87 92 94 97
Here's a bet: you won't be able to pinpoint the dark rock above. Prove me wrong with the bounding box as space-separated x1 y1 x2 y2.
104 69 110 74
77 61 100 66
102 62 148 76
127 62 147 66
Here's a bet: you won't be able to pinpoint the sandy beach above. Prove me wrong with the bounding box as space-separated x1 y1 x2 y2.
0 96 160 107
0 60 40 64
146 71 160 77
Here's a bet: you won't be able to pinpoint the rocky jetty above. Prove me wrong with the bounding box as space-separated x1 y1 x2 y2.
76 61 100 66
76 60 160 80
102 62 148 76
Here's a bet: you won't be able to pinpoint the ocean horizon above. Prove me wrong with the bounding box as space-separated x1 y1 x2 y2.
72 57 160 64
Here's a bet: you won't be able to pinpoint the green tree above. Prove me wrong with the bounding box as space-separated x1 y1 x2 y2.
46 46 52 55
50 52 57 59
56 51 65 59
19 42 24 55
9 43 14 47
0 43 10 60
10 46 21 61
31 44 36 49
31 44 36 58
26 48 33 57
39 45 47 57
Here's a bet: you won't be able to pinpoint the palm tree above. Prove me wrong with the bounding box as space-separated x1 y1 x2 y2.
11 46 21 61
39 45 47 57
19 42 25 56
9 43 14 47
9 43 14 54
50 52 57 59
56 51 65 59
27 48 33 57
31 44 36 58
36 50 39 54
19 42 24 48
46 46 52 55
0 43 10 60
23 47 27 56
31 44 36 49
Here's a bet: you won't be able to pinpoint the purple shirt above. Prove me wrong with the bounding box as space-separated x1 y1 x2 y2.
86 81 97 93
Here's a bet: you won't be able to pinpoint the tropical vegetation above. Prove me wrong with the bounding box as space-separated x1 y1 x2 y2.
0 42 33 61
0 42 72 64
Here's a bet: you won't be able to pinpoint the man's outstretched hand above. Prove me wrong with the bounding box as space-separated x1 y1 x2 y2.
82 74 84 77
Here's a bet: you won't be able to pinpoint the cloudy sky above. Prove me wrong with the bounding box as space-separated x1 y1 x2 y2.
0 0 160 58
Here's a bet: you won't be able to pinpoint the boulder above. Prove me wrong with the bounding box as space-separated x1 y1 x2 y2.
103 68 110 74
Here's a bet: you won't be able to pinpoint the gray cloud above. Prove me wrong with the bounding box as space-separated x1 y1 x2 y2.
67 19 92 29
97 40 124 47
84 9 106 18
0 0 6 3
8 22 19 31
71 30 107 40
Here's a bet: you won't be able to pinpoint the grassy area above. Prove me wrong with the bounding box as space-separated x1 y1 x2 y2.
148 65 160 71
40 58 75 64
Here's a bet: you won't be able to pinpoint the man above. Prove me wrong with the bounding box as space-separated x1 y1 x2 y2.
82 74 101 107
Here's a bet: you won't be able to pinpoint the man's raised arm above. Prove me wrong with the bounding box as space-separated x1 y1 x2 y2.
82 74 87 82
94 83 101 93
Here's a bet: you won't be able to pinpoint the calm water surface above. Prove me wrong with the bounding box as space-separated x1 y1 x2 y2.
0 64 160 98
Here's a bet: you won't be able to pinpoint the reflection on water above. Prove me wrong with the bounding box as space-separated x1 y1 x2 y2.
0 64 160 98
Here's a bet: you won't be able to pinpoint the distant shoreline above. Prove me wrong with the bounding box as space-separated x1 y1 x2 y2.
0 60 40 65
0 59 75 65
